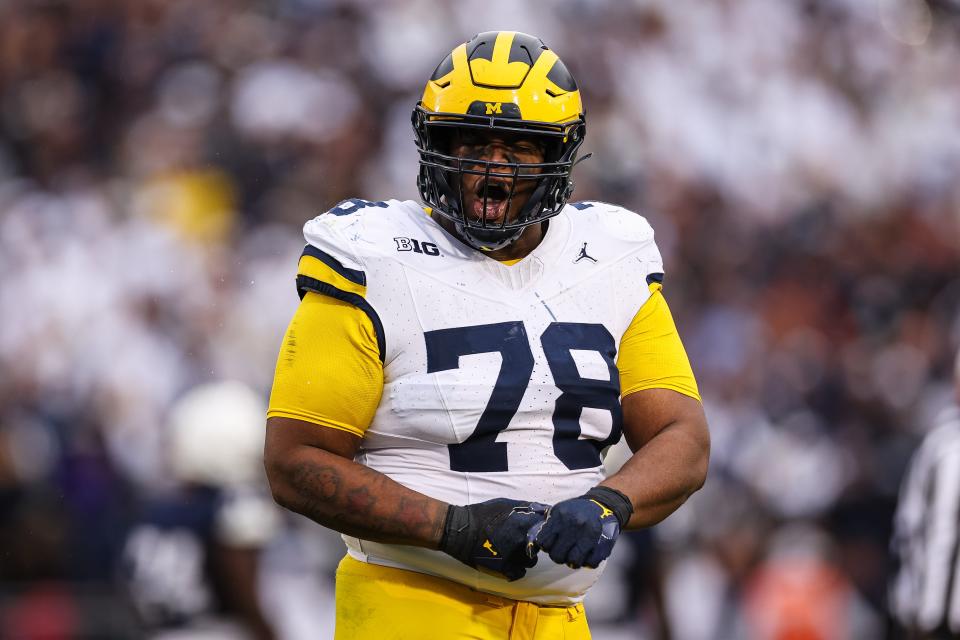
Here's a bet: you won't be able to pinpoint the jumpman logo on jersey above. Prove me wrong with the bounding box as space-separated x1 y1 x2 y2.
574 242 597 264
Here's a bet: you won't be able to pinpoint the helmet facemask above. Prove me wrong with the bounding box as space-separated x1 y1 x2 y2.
413 106 585 252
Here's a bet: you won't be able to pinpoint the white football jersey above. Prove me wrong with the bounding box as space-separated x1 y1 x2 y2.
303 198 663 604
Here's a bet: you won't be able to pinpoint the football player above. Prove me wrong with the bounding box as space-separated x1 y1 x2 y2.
264 31 709 639
122 381 280 639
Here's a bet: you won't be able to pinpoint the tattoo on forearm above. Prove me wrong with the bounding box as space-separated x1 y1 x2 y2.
345 485 376 514
286 458 443 545
391 495 440 541
316 467 340 500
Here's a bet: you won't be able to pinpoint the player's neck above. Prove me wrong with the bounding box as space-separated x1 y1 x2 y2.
484 222 547 262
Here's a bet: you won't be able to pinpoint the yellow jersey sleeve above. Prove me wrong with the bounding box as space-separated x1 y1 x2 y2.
268 283 384 437
617 284 700 401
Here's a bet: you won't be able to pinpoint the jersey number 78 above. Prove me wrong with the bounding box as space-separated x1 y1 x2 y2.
424 322 622 473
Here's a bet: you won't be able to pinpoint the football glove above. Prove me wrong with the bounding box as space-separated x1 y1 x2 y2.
529 486 633 569
440 498 549 581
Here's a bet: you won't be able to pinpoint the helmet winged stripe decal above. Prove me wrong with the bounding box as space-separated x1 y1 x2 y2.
468 31 532 89
508 32 546 66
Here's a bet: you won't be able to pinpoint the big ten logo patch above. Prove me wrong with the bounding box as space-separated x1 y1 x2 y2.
394 237 441 256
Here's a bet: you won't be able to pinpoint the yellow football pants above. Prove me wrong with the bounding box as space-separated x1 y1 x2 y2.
334 555 591 640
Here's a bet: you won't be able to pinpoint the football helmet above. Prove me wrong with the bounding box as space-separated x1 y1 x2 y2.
168 381 267 488
413 31 586 251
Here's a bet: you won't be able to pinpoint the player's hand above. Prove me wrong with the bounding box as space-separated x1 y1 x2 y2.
440 498 549 581
531 487 633 569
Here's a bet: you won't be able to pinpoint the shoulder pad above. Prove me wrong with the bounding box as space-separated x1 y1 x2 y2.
569 201 654 242
302 198 402 264
567 201 663 286
298 198 406 300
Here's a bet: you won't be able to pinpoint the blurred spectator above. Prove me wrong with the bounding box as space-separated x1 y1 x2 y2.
742 524 880 640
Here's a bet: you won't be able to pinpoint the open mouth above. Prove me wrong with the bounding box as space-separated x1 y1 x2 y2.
471 181 512 223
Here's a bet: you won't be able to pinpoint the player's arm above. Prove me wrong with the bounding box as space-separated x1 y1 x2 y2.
602 388 708 528
266 415 447 547
600 286 709 529
534 284 708 568
267 418 545 581
263 285 447 547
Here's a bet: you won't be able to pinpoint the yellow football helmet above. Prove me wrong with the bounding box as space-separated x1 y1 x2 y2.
412 31 586 250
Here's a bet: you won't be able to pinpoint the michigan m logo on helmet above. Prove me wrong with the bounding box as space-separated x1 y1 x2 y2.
412 31 586 251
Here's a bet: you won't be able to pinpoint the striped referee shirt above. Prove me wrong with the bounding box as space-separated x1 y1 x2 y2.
891 405 960 636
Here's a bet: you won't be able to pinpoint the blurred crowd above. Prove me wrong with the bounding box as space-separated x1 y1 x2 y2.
0 0 959 638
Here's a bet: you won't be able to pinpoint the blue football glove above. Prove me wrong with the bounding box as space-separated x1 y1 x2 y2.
440 498 549 581
530 487 633 569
